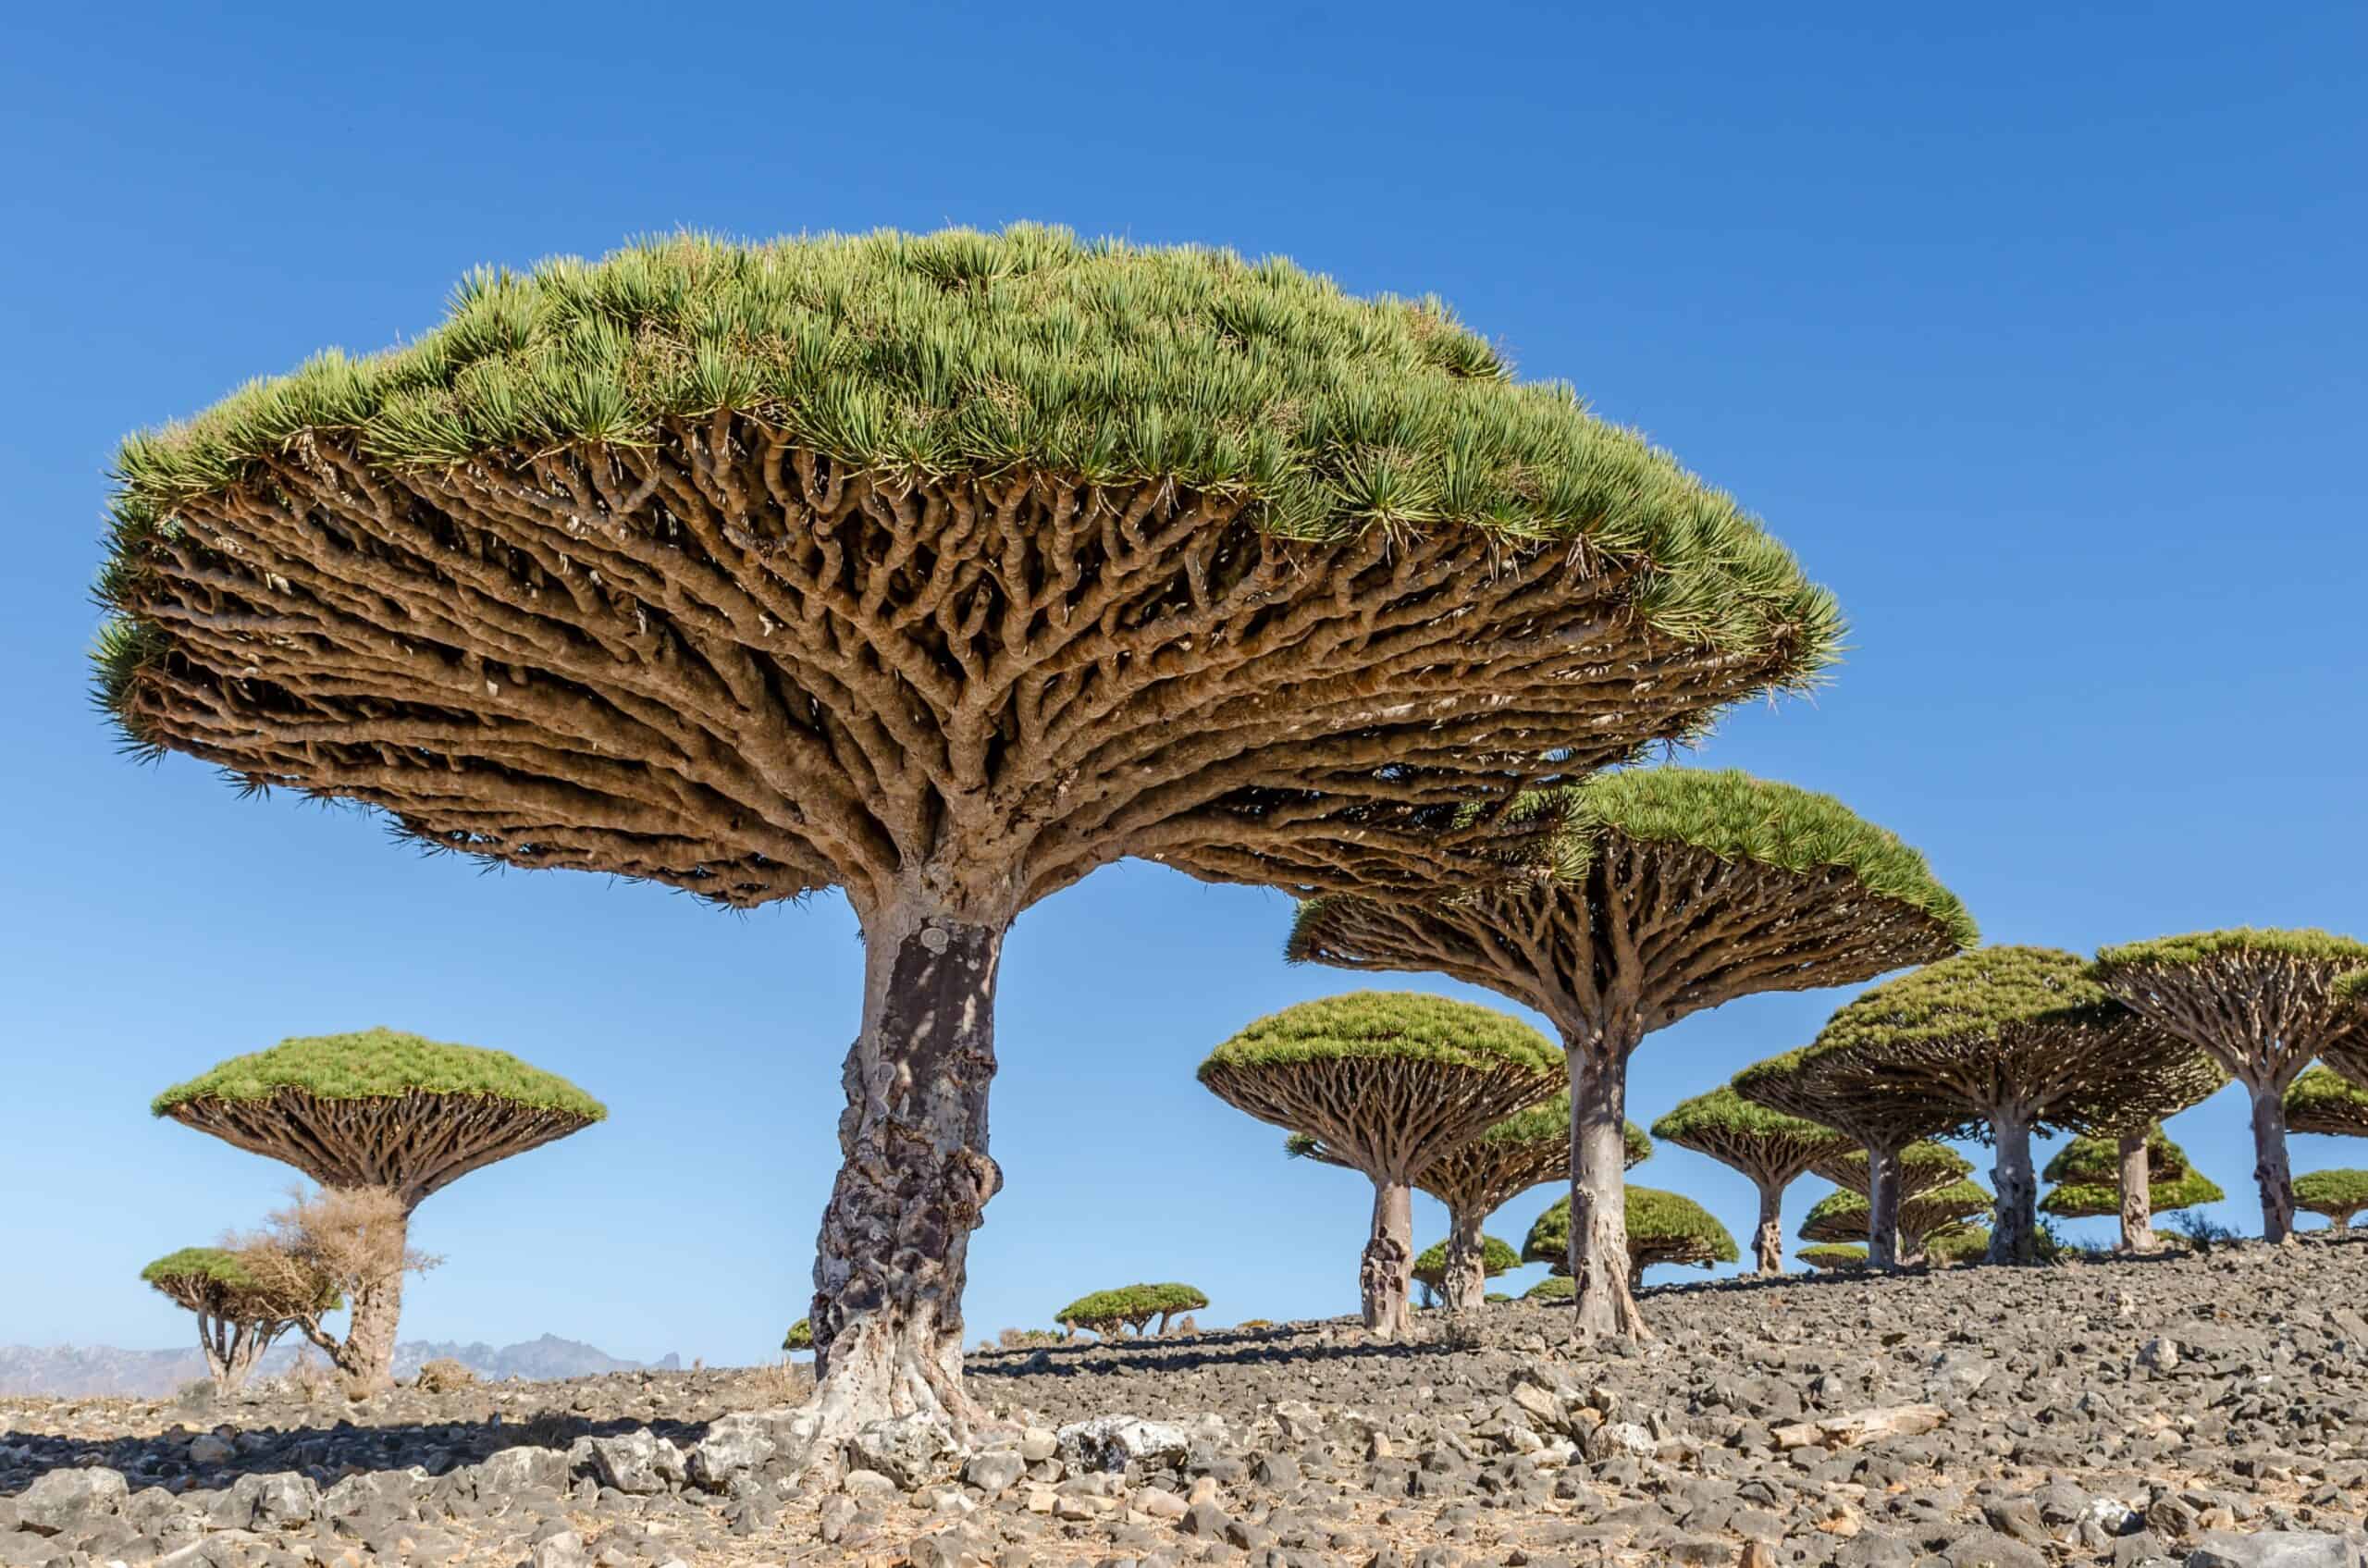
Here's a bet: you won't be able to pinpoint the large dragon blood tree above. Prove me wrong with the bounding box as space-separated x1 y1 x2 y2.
1317 1095 1650 1315
153 1029 604 1390
1650 1084 1856 1275
1290 767 1971 1337
2288 1066 2368 1139
1202 992 1560 1336
2038 1128 2223 1251
142 1247 335 1395
1792 947 2219 1264
2092 930 2368 1242
95 228 1838 1436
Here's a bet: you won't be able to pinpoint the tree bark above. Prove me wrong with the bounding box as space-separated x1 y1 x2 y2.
336 1243 406 1394
1751 1178 1784 1275
807 898 1005 1442
1986 1109 2038 1265
1441 1204 1488 1313
1360 1177 1413 1337
2248 1078 2296 1243
1565 1042 1646 1340
1866 1140 1903 1270
2117 1130 2158 1253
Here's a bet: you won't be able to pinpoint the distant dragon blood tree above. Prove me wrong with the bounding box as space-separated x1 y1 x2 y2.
1738 1048 1955 1272
1054 1283 1209 1337
2092 930 2368 1242
1796 1244 1867 1272
1203 993 1560 1336
2039 1127 2223 1252
1291 768 1971 1339
1523 1187 1738 1290
1809 1141 1974 1204
153 1029 603 1391
1755 947 2213 1265
2287 1067 2368 1139
95 228 1838 1438
1799 1181 1992 1264
1651 1085 1854 1275
2330 970 2368 1088
1411 1236 1520 1307
2293 1170 2368 1234
142 1248 331 1395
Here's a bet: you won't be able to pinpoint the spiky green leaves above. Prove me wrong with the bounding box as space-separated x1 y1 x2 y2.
2090 930 2368 1091
104 228 1834 667
2292 1169 2368 1226
1799 1181 1991 1247
1054 1283 1209 1332
2041 1168 2223 1221
783 1319 813 1352
1522 1188 1738 1276
1650 1085 1856 1185
1796 1244 1868 1272
154 1029 606 1119
142 1246 337 1319
1816 947 2119 1055
2096 929 2368 970
2041 1127 2191 1185
1412 1236 1520 1290
2288 1067 2368 1138
142 1248 263 1292
1202 993 1559 1078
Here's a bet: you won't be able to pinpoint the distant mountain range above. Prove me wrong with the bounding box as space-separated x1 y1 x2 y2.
0 1333 681 1398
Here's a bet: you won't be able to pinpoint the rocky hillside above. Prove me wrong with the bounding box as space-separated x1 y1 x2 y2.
0 1334 677 1399
4 1237 2366 1565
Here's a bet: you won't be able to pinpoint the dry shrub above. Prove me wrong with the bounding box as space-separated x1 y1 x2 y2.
240 1186 439 1307
415 1358 475 1392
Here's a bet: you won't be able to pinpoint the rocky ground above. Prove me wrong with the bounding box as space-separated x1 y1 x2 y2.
6 1236 2367 1568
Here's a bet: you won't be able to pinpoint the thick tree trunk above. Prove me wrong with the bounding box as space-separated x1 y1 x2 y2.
1566 1042 1646 1340
1360 1177 1413 1337
2249 1078 2296 1243
336 1246 406 1395
1441 1204 1488 1313
1866 1140 1903 1270
2117 1130 2158 1253
1751 1179 1784 1275
1987 1109 2038 1264
807 900 1005 1444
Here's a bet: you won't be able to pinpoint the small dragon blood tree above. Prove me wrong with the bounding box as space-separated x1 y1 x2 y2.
1204 992 1560 1337
1799 1180 1992 1265
2288 1066 2368 1138
2293 1170 2368 1234
142 1248 334 1395
1796 1244 1868 1272
1411 1236 1520 1306
2039 1128 2224 1251
2092 930 2368 1241
1756 947 2214 1265
96 227 1839 1438
1054 1284 1209 1337
1523 1187 1738 1290
1291 767 1971 1339
153 1029 603 1391
1651 1085 1855 1275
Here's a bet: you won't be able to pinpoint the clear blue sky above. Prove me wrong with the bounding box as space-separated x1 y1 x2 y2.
3 4 2362 1365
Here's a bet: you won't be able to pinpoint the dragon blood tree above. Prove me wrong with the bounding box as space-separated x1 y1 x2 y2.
153 1029 603 1391
1737 1047 1955 1271
1523 1187 1739 1291
1055 1284 1209 1337
1412 1236 1520 1307
1809 1140 1973 1204
2288 1067 2368 1139
1796 1244 1867 1273
1651 1085 1855 1275
2293 1170 2368 1234
1290 768 1971 1338
95 228 1837 1436
1799 1180 1992 1265
2331 970 2368 1087
2039 1128 2224 1253
1766 947 2214 1265
2092 930 2368 1242
142 1248 332 1395
1203 993 1560 1336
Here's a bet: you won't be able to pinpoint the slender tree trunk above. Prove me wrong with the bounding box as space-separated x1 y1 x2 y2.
1751 1178 1784 1275
1987 1108 2038 1264
2117 1130 2158 1253
2247 1076 2296 1244
2330 1212 2353 1236
1361 1176 1413 1337
1439 1204 1489 1313
808 896 1005 1442
1866 1140 1903 1270
1565 1040 1646 1340
336 1245 406 1394
197 1312 232 1395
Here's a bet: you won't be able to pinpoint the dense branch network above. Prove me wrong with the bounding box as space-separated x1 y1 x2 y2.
2287 1068 2368 1138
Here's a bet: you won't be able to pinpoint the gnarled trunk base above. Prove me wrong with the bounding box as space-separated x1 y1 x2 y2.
806 899 1005 1448
199 1312 271 1396
1566 1043 1646 1340
2117 1130 2158 1253
1441 1204 1487 1313
1361 1179 1412 1338
2248 1079 2296 1244
1987 1110 2038 1264
1751 1179 1784 1275
335 1236 406 1395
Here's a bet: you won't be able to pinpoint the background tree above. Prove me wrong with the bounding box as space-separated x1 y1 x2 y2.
1921 1225 1992 1266
154 1029 602 1391
1809 1141 1974 1202
1523 1186 1738 1290
1799 1180 1992 1265
1054 1283 1210 1337
783 1319 813 1353
1651 1085 1855 1275
1758 947 2210 1264
2330 970 2368 1087
1364 1098 1648 1314
141 1248 331 1396
97 228 1837 1438
1411 1236 1519 1307
2292 1170 2368 1233
2092 930 2368 1241
1202 993 1560 1336
1797 1244 1868 1272
2287 1067 2368 1139
1736 1049 1958 1270
2039 1129 2224 1251
235 1186 440 1391
1292 768 1972 1338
